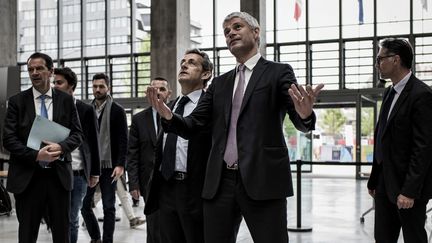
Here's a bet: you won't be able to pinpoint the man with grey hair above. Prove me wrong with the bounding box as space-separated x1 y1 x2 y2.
148 12 323 243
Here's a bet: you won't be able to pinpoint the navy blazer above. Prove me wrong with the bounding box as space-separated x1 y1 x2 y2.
164 58 316 200
76 100 100 179
368 75 432 203
145 92 212 215
3 88 83 193
127 107 158 202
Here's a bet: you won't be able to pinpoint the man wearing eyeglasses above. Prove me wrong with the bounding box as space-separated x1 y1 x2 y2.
368 38 432 243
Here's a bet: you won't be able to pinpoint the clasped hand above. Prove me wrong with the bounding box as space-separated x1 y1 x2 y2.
36 140 62 162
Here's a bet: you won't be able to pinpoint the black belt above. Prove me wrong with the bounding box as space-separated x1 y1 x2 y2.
172 171 187 181
73 170 85 176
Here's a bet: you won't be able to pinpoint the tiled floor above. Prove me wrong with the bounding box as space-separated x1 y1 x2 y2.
1 175 432 242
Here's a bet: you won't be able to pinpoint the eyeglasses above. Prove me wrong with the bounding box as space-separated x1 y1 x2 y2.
376 54 396 64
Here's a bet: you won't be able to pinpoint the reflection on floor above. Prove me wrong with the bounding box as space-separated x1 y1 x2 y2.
1 176 432 242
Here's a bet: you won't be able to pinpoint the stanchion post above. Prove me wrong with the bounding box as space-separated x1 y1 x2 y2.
287 159 312 232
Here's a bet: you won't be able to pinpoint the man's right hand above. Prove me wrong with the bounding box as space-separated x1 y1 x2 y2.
368 189 375 198
130 189 140 200
147 86 173 120
37 145 61 162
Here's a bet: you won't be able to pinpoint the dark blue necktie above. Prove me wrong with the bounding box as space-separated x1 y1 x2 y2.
39 94 50 168
375 87 396 164
161 96 190 180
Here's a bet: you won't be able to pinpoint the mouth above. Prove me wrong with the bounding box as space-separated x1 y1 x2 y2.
179 71 188 75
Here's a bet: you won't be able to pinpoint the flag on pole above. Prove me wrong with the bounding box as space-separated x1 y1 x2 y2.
294 0 302 22
358 0 364 25
421 0 428 11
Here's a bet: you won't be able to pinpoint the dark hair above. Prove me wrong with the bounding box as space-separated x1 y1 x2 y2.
380 38 413 69
27 52 54 70
185 48 213 86
92 73 110 86
152 76 169 88
54 67 78 91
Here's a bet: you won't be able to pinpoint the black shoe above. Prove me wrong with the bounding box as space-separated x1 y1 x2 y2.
97 216 121 222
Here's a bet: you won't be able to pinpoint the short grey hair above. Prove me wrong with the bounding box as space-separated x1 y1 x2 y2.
223 12 260 46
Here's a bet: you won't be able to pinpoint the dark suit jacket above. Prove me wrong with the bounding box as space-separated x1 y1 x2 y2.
164 58 315 201
367 75 432 203
3 88 83 193
145 93 212 214
76 100 100 180
127 107 158 202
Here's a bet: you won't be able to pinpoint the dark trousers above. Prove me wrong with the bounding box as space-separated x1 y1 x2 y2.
158 178 204 243
146 210 161 243
203 167 288 243
81 168 116 243
15 167 70 243
374 172 428 243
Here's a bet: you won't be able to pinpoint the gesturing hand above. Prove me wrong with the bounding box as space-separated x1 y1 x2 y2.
288 83 324 119
146 86 173 120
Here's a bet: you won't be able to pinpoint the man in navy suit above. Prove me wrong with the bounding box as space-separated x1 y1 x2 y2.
53 67 101 243
367 38 432 243
128 77 172 243
3 52 83 243
148 12 323 243
145 49 213 243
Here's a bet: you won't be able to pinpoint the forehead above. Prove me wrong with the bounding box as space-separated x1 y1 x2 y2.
223 17 246 28
151 80 168 88
93 78 108 86
54 74 66 80
182 53 203 63
27 57 47 67
378 47 389 55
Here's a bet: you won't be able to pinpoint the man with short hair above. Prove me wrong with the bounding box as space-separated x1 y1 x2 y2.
3 52 83 243
148 12 323 243
128 77 172 243
145 49 213 243
81 73 128 243
53 67 101 243
368 38 432 243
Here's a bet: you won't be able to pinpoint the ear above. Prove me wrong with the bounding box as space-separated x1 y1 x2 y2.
201 71 212 81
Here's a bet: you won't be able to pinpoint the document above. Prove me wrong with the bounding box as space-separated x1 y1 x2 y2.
26 115 71 150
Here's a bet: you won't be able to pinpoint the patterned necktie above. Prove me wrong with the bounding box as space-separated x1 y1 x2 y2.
161 96 190 180
39 94 50 168
375 87 396 164
223 64 246 166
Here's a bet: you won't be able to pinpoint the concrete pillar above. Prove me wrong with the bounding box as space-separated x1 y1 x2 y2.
241 0 266 58
0 1 17 66
151 0 190 96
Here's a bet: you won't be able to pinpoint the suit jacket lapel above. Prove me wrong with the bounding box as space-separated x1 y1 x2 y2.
384 75 414 134
239 58 268 115
145 109 157 146
52 88 59 122
24 88 36 121
223 70 236 127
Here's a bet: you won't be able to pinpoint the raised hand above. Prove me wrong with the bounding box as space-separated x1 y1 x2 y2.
288 83 324 119
146 86 173 120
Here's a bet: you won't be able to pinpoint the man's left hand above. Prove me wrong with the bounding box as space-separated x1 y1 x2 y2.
111 166 124 183
397 194 414 209
288 83 324 119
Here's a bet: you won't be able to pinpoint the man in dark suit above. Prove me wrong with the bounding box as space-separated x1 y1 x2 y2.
127 77 172 243
145 49 213 243
81 73 128 243
2 52 83 243
367 38 432 243
148 12 323 243
53 67 101 243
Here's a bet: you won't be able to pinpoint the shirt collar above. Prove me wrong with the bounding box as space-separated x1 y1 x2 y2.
392 71 411 94
182 89 202 105
237 52 262 71
33 87 52 99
